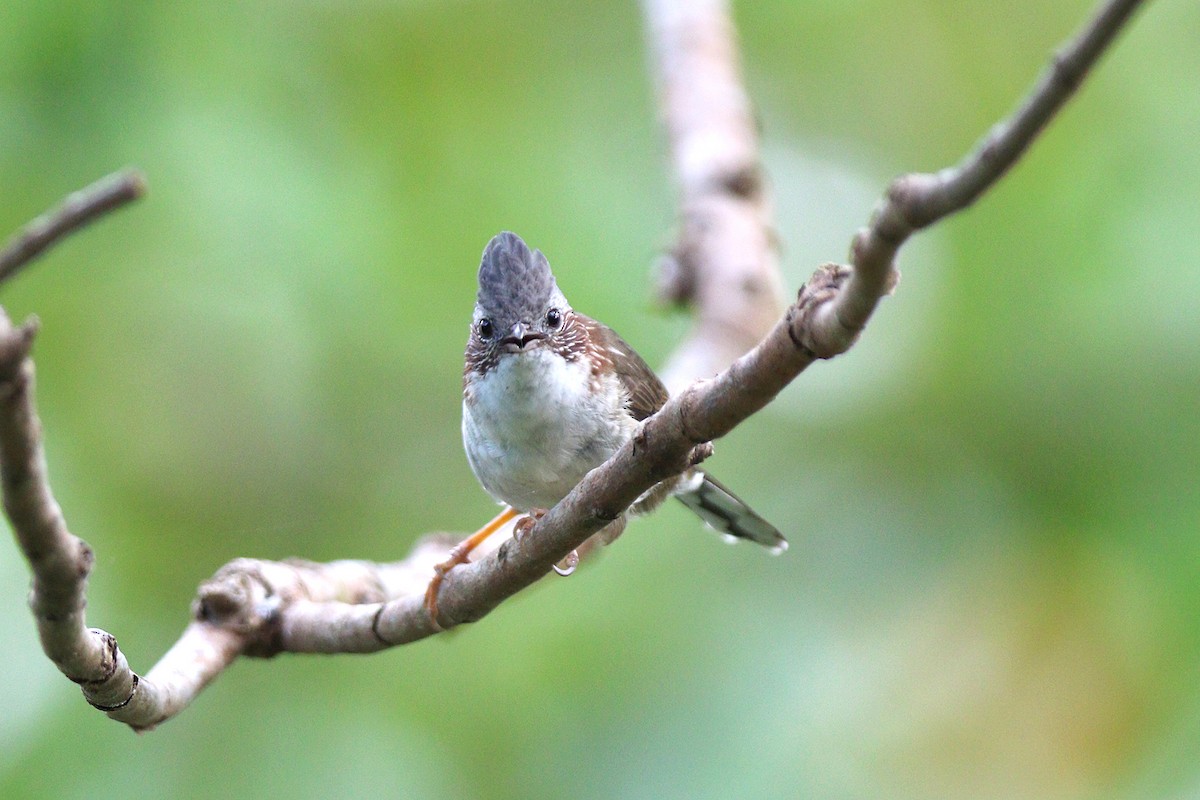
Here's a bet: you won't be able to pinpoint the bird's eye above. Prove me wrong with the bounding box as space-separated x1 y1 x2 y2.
545 308 562 330
477 318 494 339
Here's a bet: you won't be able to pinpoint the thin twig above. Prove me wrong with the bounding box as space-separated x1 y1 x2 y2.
802 0 1147 358
0 0 1147 731
0 169 145 286
0 308 135 710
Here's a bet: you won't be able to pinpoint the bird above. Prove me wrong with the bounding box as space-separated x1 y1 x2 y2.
425 232 785 624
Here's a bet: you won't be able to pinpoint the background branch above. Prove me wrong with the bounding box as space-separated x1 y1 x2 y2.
1 0 1150 735
0 170 144 285
642 0 785 388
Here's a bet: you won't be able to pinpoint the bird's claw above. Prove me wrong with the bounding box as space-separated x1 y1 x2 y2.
513 510 577 576
513 508 547 542
423 506 519 631
424 546 470 632
553 549 579 576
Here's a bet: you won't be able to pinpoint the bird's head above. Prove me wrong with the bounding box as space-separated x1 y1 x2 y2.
468 232 573 366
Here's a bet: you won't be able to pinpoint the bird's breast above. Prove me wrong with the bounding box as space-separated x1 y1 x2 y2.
462 350 635 510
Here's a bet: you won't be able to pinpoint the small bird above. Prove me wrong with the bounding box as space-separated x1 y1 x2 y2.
425 232 785 623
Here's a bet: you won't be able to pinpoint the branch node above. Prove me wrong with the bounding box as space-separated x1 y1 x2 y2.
718 164 764 200
789 263 856 358
67 628 120 686
86 674 138 712
784 306 815 359
371 604 396 644
881 172 938 235
194 560 276 635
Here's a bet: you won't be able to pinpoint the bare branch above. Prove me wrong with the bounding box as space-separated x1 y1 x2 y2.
906 0 1144 228
642 0 785 387
0 316 460 727
0 310 140 713
802 0 1147 359
1 0 1147 731
0 169 145 286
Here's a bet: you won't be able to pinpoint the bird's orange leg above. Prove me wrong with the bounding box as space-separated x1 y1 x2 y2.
425 506 519 629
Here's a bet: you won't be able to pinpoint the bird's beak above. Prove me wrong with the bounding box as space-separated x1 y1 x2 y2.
500 321 546 352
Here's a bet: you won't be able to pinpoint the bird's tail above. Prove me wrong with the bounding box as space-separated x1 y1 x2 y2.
674 472 787 553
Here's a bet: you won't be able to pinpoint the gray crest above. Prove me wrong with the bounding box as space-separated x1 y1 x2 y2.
476 232 564 322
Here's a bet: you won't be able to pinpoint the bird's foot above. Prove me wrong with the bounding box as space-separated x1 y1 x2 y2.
425 506 518 630
553 549 579 576
511 509 577 576
513 508 547 542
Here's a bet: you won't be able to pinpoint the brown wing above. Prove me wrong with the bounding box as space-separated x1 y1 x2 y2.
577 314 669 421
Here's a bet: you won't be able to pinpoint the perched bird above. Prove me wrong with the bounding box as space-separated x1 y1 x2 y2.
426 232 785 624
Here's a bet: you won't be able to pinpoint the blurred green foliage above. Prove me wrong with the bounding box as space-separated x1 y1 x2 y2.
1 0 1197 798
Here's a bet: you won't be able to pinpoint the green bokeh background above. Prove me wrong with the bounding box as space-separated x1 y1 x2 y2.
1 0 1197 797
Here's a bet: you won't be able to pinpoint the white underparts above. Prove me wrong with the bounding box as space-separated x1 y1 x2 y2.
463 347 636 511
